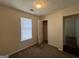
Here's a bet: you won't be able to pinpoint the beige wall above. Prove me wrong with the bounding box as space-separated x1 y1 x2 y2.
38 19 43 44
0 6 38 55
44 5 79 51
44 11 63 50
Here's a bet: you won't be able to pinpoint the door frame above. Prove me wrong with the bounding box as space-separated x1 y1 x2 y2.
63 14 79 50
37 20 48 44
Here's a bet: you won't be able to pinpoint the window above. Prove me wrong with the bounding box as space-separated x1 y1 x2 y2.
21 17 32 41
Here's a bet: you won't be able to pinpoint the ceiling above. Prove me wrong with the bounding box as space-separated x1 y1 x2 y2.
0 0 79 16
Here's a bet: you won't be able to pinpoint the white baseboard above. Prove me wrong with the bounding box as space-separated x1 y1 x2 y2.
58 48 63 51
0 55 9 58
7 42 36 57
48 42 63 51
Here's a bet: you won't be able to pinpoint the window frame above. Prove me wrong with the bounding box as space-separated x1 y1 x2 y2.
20 17 33 42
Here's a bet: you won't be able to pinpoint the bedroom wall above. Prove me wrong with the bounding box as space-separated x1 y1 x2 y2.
0 5 38 55
44 5 79 51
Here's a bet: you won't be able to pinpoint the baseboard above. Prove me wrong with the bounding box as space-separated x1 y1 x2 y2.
7 42 37 57
0 55 9 58
48 42 63 51
48 42 58 49
58 48 63 51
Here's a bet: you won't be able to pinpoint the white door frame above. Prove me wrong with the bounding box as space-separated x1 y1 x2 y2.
37 20 47 44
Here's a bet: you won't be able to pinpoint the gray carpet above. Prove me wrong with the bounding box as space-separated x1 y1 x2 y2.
10 43 77 58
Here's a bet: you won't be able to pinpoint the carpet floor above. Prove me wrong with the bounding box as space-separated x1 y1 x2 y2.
10 43 77 58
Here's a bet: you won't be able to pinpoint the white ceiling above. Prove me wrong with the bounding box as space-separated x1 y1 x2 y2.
0 0 79 16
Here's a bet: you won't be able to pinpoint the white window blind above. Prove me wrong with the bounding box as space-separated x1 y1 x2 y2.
21 17 32 41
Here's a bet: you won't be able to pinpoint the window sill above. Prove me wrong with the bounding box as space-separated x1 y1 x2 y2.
21 38 32 42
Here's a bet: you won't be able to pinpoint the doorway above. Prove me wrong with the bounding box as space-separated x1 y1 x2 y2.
43 20 48 43
63 14 79 56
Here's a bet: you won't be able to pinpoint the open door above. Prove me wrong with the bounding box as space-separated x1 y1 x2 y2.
43 20 48 43
63 14 79 56
38 20 43 44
